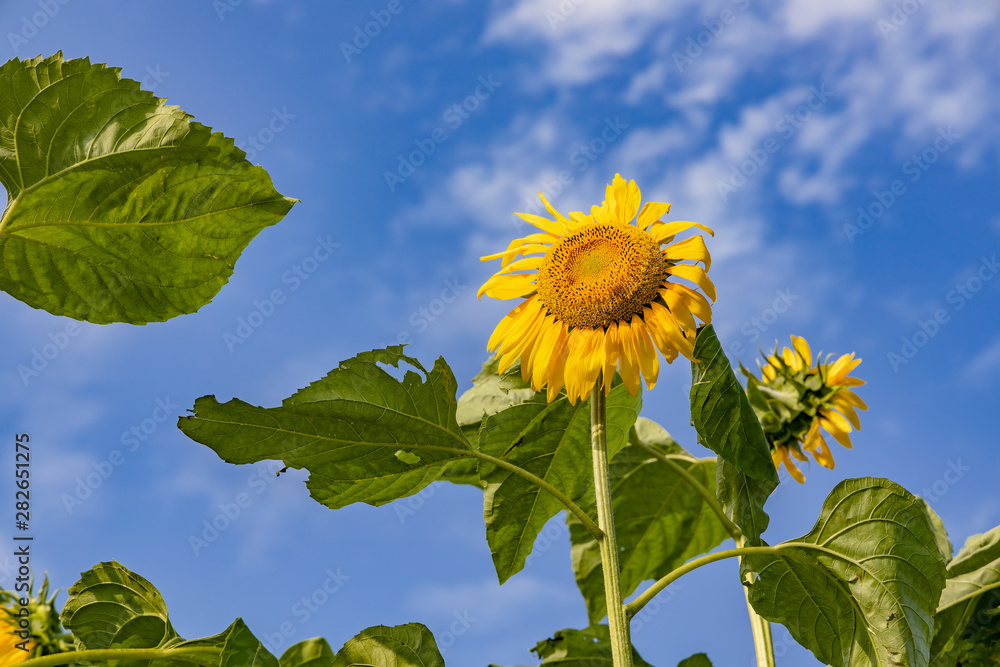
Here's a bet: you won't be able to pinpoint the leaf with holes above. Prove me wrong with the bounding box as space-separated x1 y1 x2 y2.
0 53 294 324
743 478 947 667
179 346 471 510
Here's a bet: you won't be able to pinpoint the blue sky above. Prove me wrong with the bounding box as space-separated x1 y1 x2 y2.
1 1 999 665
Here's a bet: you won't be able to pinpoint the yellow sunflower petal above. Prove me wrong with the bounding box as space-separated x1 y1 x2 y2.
608 174 641 224
819 411 854 450
629 315 660 390
762 364 776 382
495 255 544 276
602 322 621 395
836 388 869 411
826 353 862 385
564 327 604 404
649 220 715 244
666 264 717 303
792 336 812 368
811 436 836 469
665 283 713 324
527 315 563 392
515 211 569 236
617 320 643 396
538 192 575 232
829 394 862 430
478 272 537 300
637 201 672 230
545 325 570 402
782 346 800 372
568 210 595 227
646 303 692 360
664 235 712 270
660 287 697 334
779 447 806 483
487 296 541 351
480 241 552 264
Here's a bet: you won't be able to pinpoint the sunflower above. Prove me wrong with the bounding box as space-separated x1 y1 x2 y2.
745 335 868 483
0 612 30 666
0 577 71 664
478 174 715 404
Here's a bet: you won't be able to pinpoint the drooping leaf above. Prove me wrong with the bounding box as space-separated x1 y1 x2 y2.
59 560 180 653
179 347 472 510
715 458 775 546
743 478 947 667
280 638 335 667
0 53 295 324
488 625 654 667
691 326 777 544
678 653 713 667
332 623 444 667
931 525 1000 662
479 384 641 583
690 325 778 485
569 417 730 623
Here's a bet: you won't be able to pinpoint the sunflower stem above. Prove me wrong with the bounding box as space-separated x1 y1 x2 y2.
590 381 633 667
738 536 777 667
19 647 222 667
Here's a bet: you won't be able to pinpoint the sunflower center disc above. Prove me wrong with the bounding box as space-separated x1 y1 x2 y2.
537 223 666 329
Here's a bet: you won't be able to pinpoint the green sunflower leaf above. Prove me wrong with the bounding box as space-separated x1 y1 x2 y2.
568 417 731 623
930 524 1000 662
487 625 654 667
715 457 776 546
332 623 444 667
279 638 335 667
0 52 294 324
690 325 778 485
743 478 948 667
479 384 641 583
179 346 472 510
59 560 180 654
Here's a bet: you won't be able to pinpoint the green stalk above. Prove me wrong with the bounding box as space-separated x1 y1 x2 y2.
20 647 222 667
743 574 776 667
591 382 632 667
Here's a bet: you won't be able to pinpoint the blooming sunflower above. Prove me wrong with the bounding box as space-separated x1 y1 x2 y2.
744 335 868 483
478 174 715 404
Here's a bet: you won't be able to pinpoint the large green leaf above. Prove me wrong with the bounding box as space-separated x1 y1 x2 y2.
569 418 730 623
488 625 654 666
743 478 947 667
0 52 294 324
332 623 444 667
60 560 180 653
931 525 1000 662
690 325 777 485
479 383 641 583
678 654 713 667
280 638 335 667
179 347 472 510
